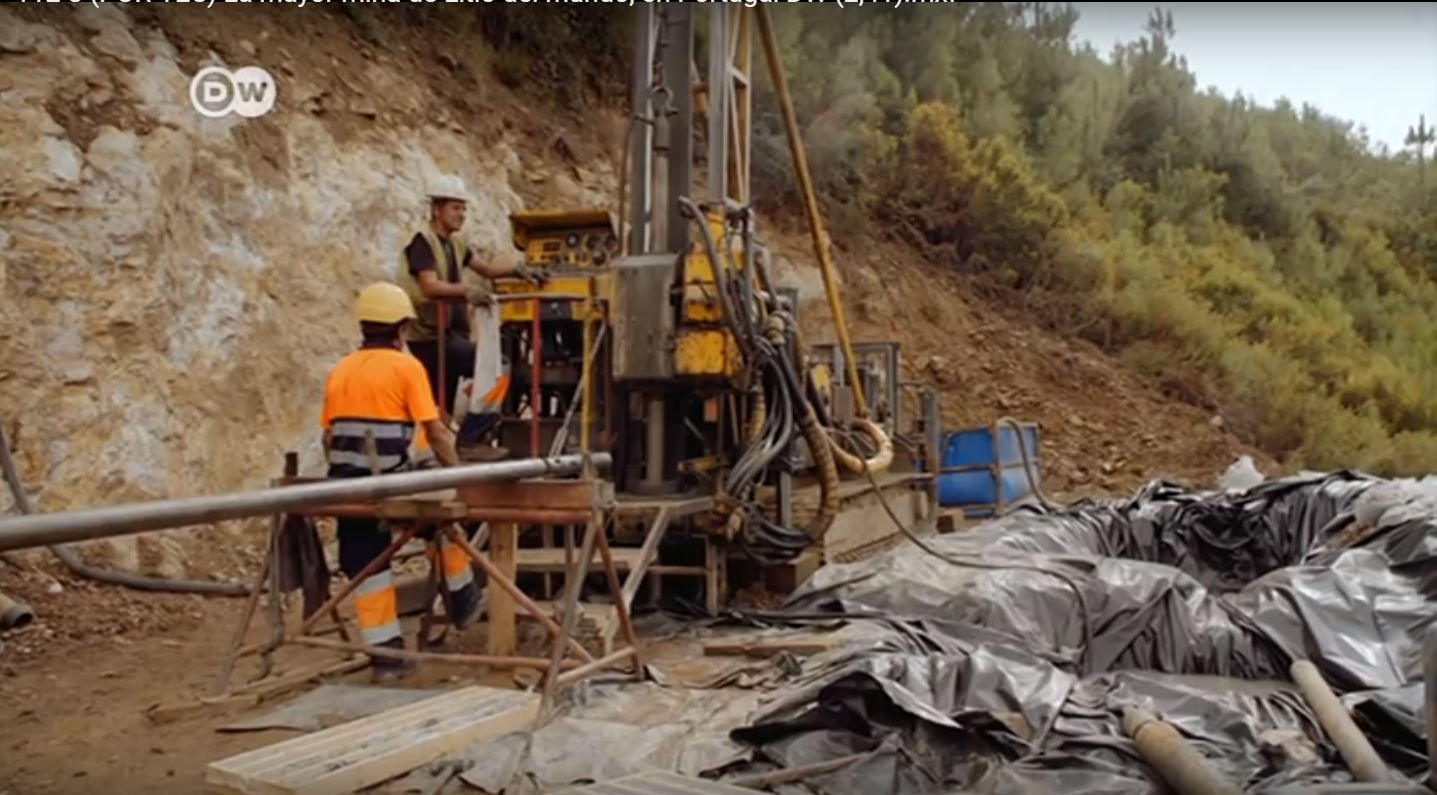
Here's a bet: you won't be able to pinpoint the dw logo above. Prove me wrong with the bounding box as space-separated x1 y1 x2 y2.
188 66 278 119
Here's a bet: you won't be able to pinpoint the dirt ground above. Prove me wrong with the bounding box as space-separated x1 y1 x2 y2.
0 575 707 795
2 592 301 795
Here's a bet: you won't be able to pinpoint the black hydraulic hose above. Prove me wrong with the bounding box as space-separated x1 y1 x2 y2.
679 195 841 562
0 417 252 597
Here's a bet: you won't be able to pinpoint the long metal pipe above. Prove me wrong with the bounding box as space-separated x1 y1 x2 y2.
1122 707 1244 795
0 454 609 555
1290 660 1392 784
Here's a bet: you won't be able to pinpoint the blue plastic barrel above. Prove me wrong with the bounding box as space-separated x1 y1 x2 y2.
933 423 1042 516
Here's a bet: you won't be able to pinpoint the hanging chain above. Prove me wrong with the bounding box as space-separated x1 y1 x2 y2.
648 7 675 122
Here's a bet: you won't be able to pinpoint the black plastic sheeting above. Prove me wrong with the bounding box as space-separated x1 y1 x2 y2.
716 471 1437 794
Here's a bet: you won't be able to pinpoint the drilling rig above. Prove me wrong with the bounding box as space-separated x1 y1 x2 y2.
481 5 940 645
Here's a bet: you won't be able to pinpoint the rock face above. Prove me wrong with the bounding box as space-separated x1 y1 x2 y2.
0 7 534 575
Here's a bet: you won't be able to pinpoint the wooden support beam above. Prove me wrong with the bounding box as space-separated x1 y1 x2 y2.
619 507 671 610
375 497 469 522
487 522 518 657
457 479 613 513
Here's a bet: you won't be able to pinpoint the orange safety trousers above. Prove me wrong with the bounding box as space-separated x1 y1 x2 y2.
338 519 404 648
426 541 476 593
338 519 479 648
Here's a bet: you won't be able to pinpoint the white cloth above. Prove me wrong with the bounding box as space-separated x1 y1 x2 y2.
467 304 506 416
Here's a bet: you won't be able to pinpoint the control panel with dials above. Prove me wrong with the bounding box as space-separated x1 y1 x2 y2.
508 208 621 269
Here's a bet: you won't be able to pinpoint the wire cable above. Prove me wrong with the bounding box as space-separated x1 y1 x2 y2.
0 417 251 597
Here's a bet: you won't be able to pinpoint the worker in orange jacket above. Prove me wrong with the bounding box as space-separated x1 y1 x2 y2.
320 282 483 682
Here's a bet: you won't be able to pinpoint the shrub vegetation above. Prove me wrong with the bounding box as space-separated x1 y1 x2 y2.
748 5 1437 474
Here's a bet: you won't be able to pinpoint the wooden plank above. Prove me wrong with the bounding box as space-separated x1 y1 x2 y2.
488 523 518 657
515 547 643 572
457 479 612 513
375 499 468 521
616 495 713 520
149 659 368 727
702 633 841 658
205 685 537 795
227 658 369 697
759 549 821 594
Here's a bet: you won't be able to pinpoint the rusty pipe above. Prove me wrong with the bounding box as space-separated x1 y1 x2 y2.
0 591 34 631
1290 660 1392 783
0 454 610 555
1122 707 1244 795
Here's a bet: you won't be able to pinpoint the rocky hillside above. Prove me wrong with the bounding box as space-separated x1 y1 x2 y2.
0 5 1254 583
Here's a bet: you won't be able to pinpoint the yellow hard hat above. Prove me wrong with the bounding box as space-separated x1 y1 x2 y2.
355 282 417 325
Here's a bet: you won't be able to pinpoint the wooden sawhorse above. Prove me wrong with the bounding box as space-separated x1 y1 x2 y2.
205 467 643 708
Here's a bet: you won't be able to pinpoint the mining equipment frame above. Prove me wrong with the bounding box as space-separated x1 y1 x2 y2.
479 3 940 647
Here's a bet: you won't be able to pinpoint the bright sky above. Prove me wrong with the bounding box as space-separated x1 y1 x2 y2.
1070 2 1437 152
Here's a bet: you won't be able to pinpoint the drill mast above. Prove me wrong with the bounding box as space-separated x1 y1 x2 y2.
627 4 752 255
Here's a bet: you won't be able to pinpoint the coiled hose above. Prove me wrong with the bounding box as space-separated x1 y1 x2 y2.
0 417 251 597
788 340 895 478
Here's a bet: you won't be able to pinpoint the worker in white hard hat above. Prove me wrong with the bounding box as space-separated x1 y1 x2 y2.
396 174 546 425
319 282 482 683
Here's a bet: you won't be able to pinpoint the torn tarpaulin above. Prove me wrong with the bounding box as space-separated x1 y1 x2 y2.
719 471 1437 794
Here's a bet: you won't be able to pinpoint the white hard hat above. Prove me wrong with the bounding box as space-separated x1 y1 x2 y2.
427 174 469 203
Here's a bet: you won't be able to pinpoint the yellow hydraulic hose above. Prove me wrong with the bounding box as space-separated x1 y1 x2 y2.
828 418 895 475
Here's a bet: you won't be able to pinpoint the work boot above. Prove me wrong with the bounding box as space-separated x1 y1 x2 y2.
458 444 509 463
371 660 418 685
368 637 418 684
456 412 502 448
449 583 485 631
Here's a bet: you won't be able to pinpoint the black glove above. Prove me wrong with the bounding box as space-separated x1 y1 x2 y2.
463 283 494 307
513 263 549 286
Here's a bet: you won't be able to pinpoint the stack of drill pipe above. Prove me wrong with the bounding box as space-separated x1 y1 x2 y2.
1289 660 1393 784
1121 707 1244 795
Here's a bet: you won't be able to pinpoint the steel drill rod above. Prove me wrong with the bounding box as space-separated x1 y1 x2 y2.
1122 707 1244 795
0 454 609 554
1290 660 1392 783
